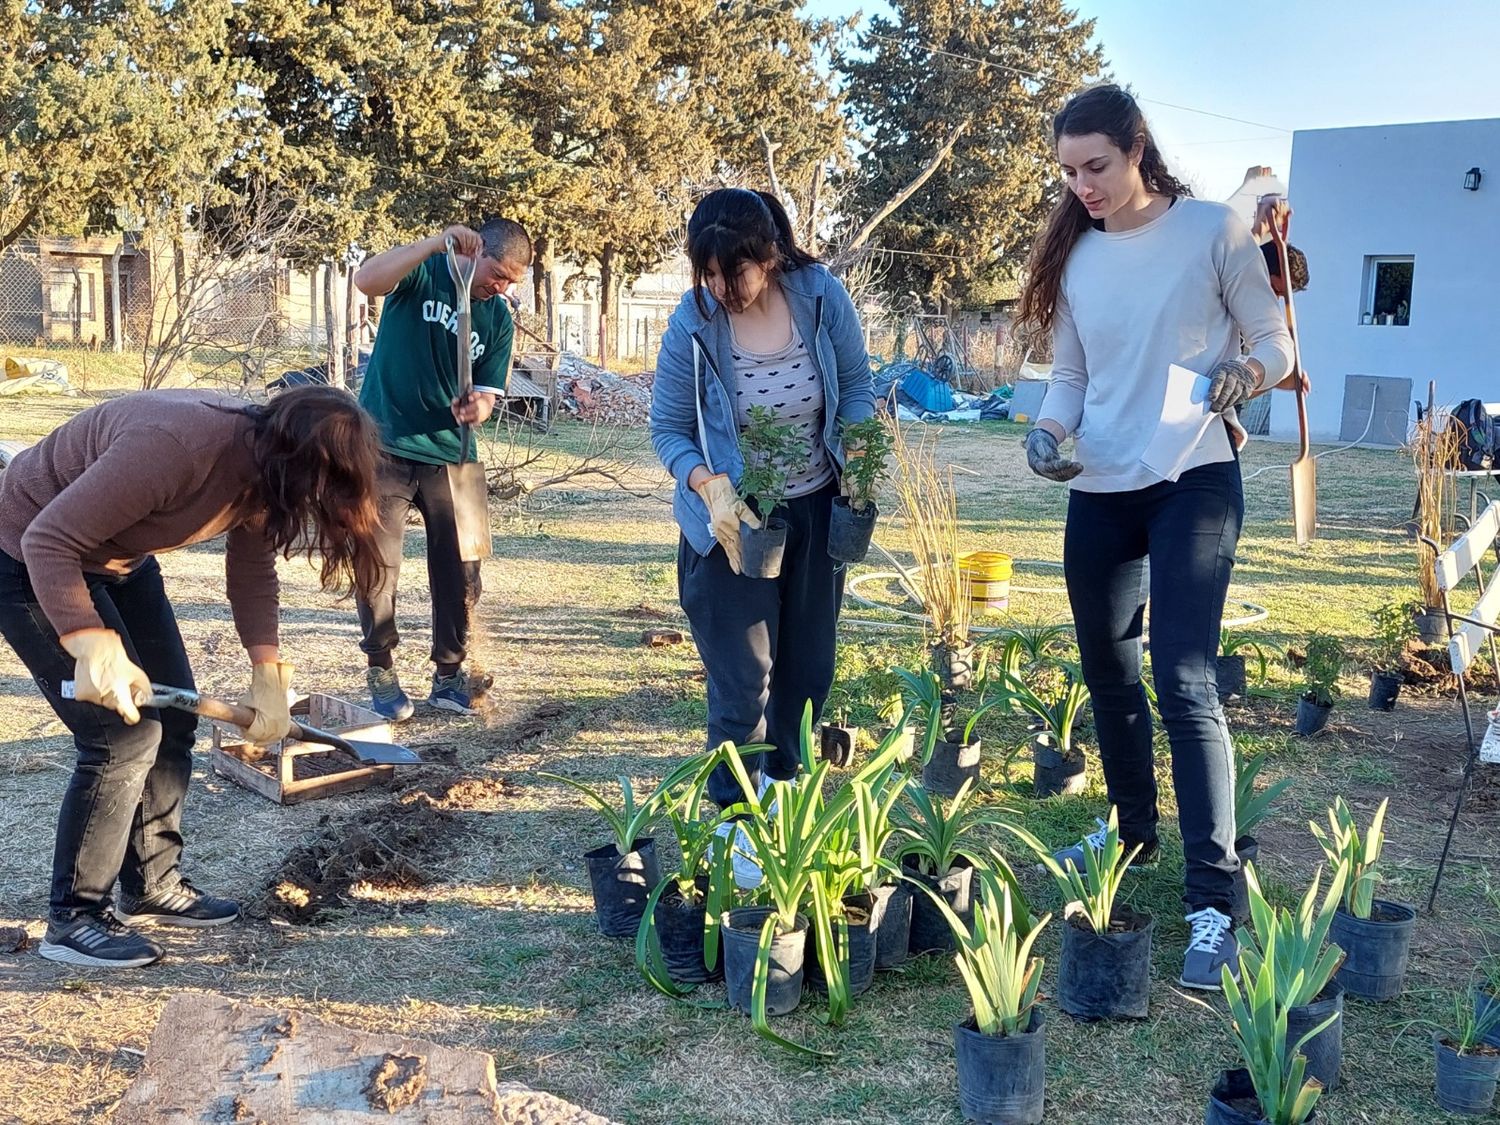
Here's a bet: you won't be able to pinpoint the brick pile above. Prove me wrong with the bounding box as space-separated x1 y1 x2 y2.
556 353 654 425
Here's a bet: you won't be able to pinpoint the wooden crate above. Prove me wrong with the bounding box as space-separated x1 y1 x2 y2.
210 693 395 805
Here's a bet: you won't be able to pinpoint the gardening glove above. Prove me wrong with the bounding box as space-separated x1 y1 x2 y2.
239 660 294 745
60 629 151 725
694 473 759 575
1025 428 1083 483
1206 359 1261 415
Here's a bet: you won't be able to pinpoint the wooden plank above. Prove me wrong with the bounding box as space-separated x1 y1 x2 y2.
210 744 284 804
1448 576 1500 676
1437 502 1500 591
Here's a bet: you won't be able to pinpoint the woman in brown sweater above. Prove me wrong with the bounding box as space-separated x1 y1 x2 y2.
0 386 383 969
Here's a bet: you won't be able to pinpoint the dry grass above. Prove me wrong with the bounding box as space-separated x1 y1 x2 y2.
889 420 971 648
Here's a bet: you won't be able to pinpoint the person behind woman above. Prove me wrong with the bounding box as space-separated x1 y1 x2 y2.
649 188 875 878
1016 85 1294 990
0 386 384 969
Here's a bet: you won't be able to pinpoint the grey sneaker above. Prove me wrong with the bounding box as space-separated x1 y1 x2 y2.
1046 818 1160 873
115 879 240 928
1179 907 1239 991
39 913 164 969
367 667 415 722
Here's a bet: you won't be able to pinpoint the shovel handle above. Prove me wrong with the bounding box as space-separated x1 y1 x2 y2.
445 236 477 463
1268 215 1311 461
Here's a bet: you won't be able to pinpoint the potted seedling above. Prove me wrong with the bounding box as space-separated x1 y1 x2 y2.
897 663 1009 798
892 779 1011 954
1229 750 1295 921
1311 797 1416 1001
736 405 810 579
1218 629 1275 703
1008 806 1154 1021
1433 987 1500 1115
919 868 1051 1125
1295 634 1345 737
1367 600 1415 711
996 620 1072 668
1240 864 1349 1092
1004 665 1090 798
829 415 894 564
819 708 861 769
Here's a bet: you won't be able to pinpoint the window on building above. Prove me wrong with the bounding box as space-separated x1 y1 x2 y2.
48 268 96 323
1361 256 1413 326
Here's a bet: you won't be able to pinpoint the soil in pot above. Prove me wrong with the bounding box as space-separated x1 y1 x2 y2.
806 892 881 997
931 641 977 691
722 906 808 1017
1216 654 1247 701
740 517 788 580
872 881 913 970
828 496 878 564
1295 695 1333 737
905 854 973 954
1229 835 1259 925
583 838 660 938
954 1009 1046 1125
1032 735 1087 798
922 729 981 797
653 878 722 985
1057 903 1154 1020
1206 1068 1271 1125
1329 899 1417 1001
819 724 859 768
1434 1034 1500 1115
1368 669 1402 711
1288 980 1345 1092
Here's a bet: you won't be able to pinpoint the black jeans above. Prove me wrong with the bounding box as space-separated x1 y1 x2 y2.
356 454 482 668
678 484 845 808
1063 457 1244 915
0 551 196 922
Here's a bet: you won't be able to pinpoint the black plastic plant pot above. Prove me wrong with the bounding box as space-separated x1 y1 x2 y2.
872 881 913 970
922 730 981 798
1057 903 1154 1020
1478 987 1500 1049
806 892 881 998
583 838 660 939
653 878 722 985
931 641 977 691
1295 695 1333 737
828 496 878 564
904 854 973 954
1229 835 1259 925
820 724 860 769
1206 1068 1273 1125
1328 899 1417 1001
953 1009 1046 1125
1216 654 1248 702
1368 670 1402 711
1414 606 1450 645
740 517 788 580
722 906 808 1017
1287 980 1345 1092
1032 735 1087 798
1434 1033 1500 1115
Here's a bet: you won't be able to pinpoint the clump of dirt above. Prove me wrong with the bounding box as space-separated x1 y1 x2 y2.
418 776 511 811
257 795 464 924
0 925 29 953
366 1053 427 1113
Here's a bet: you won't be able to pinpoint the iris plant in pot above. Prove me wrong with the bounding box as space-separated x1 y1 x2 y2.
1008 806 1153 1021
1367 600 1415 711
1003 665 1089 798
1434 984 1500 1114
1295 634 1344 737
1310 797 1415 1001
829 415 894 564
1218 629 1275 703
1230 750 1294 921
896 663 1009 798
735 405 810 580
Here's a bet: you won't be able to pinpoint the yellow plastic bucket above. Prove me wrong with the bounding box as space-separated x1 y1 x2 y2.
959 551 1013 614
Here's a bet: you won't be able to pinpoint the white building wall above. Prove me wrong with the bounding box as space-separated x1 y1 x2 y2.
1276 118 1499 443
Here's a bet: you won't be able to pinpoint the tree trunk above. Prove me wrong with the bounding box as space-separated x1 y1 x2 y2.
323 262 343 389
533 234 558 346
342 261 357 380
807 160 825 254
598 242 616 364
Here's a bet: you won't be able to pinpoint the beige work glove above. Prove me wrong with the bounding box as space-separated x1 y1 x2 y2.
60 629 152 725
694 473 760 575
240 661 294 745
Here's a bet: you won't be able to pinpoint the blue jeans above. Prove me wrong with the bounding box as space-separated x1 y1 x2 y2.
0 551 196 922
1063 457 1244 914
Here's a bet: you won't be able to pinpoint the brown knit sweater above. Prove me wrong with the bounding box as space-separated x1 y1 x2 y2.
0 390 279 649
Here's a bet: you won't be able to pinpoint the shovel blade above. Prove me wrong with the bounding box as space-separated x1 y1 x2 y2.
342 739 424 766
446 460 492 561
1291 457 1317 546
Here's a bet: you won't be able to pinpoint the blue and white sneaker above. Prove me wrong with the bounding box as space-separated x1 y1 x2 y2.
1180 907 1240 991
428 669 493 715
367 667 415 722
714 773 779 890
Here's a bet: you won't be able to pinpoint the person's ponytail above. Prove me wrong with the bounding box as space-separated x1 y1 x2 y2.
753 191 818 271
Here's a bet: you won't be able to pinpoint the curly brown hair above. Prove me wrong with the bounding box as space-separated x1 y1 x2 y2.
1017 85 1193 334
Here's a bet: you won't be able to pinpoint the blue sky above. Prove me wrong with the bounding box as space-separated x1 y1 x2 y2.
805 0 1500 199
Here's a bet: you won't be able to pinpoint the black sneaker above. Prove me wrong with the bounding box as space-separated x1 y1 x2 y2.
114 879 240 928
39 913 164 969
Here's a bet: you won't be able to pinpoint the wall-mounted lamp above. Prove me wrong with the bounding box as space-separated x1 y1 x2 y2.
1464 167 1483 191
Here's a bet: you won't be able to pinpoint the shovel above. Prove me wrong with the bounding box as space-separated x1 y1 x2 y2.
444 236 494 562
1269 210 1316 545
61 681 422 766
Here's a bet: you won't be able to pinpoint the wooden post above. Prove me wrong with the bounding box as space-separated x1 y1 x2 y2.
343 261 357 380
109 246 123 352
323 262 343 388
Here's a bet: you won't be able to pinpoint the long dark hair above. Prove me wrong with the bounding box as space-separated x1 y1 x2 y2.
686 188 818 316
239 387 384 600
1017 84 1193 333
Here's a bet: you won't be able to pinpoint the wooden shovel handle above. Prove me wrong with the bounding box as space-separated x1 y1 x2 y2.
1268 216 1312 461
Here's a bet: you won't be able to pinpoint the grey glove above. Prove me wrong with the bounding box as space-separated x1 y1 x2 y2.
1025 428 1083 482
1206 359 1260 414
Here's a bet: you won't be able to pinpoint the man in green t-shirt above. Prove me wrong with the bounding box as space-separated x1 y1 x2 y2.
352 218 532 719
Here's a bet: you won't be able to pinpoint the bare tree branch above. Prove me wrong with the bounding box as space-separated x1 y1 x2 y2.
479 415 668 508
838 118 971 260
758 127 785 208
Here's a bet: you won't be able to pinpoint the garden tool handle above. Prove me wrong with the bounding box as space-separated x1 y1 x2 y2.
445 236 477 463
1267 213 1310 461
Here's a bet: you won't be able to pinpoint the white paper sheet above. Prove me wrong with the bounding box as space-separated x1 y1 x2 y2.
1140 364 1222 482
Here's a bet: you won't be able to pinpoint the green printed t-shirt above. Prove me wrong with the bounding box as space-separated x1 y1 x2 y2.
358 252 514 465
